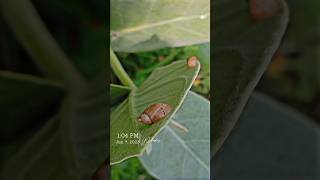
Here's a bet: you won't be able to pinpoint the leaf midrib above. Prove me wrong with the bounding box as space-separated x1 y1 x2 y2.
111 13 210 39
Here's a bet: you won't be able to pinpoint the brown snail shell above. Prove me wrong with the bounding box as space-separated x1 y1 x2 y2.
138 103 172 125
187 56 198 68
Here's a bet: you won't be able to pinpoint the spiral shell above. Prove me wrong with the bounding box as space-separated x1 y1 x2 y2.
138 103 172 125
187 56 198 68
249 0 279 21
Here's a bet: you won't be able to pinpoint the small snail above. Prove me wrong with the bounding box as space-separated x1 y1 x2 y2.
187 56 198 68
138 103 172 125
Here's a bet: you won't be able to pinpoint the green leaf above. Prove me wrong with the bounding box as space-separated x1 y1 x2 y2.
1 116 75 179
58 75 108 178
110 60 200 164
212 0 289 155
0 72 64 142
110 84 131 106
214 92 320 179
140 91 210 179
110 0 210 52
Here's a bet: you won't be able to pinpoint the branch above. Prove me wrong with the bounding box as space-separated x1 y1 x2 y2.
110 48 136 89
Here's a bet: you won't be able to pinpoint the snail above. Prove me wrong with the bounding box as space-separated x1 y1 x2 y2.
138 103 172 125
187 56 198 68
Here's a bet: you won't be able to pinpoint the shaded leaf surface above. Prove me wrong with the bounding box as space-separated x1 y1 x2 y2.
214 92 320 179
1 74 108 180
1 117 75 179
140 91 210 179
61 77 108 179
0 1 108 179
110 60 200 164
0 72 64 142
257 0 320 104
212 0 289 155
111 0 210 52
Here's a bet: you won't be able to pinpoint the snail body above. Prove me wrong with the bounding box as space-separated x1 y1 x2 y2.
138 103 172 125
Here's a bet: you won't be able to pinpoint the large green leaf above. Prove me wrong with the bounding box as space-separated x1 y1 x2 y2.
110 60 200 164
140 91 210 179
110 0 210 52
0 72 64 142
214 92 320 179
212 0 289 155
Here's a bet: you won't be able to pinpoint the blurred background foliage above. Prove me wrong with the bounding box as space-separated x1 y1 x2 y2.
111 157 154 180
0 1 108 179
257 0 320 124
0 0 106 79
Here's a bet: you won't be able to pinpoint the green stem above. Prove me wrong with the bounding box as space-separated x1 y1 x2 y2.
0 0 86 89
110 48 136 89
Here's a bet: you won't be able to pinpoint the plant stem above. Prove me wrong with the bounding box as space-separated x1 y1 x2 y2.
170 120 189 133
0 0 86 89
110 48 136 89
